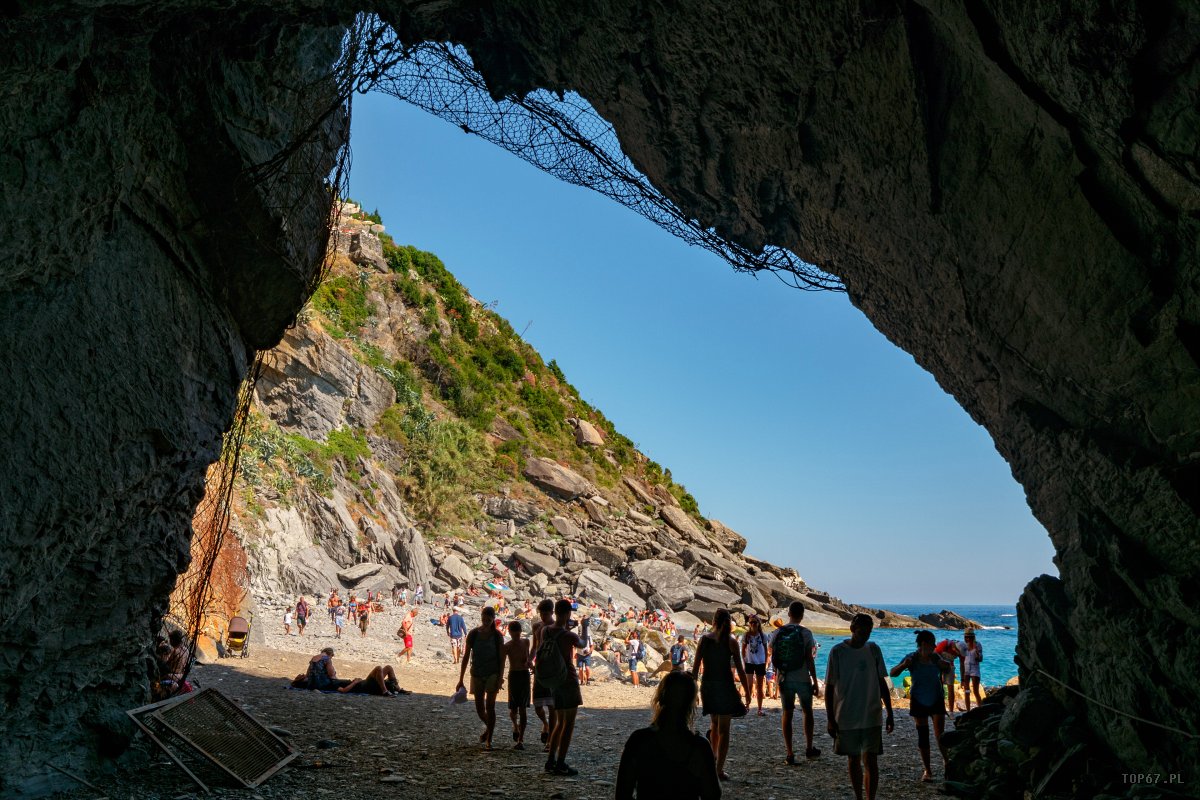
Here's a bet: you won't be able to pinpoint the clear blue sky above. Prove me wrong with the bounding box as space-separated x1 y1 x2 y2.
347 90 1057 607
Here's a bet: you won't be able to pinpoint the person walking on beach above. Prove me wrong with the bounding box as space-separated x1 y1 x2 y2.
358 597 371 638
295 597 309 636
935 639 962 711
327 590 339 624
958 629 984 711
537 598 590 776
890 630 953 782
501 620 532 749
398 609 417 663
626 632 644 687
825 613 893 800
772 601 821 764
615 670 721 800
670 635 690 672
692 607 749 781
530 598 556 748
283 607 293 636
333 602 345 639
415 584 424 605
456 606 505 750
447 605 468 664
741 615 769 717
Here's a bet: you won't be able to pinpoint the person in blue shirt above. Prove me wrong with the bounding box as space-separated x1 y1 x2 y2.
447 606 468 664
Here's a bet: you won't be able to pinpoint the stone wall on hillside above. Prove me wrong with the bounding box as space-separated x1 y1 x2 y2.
0 7 347 795
381 0 1200 778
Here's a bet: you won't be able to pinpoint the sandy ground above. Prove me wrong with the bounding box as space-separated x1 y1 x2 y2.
57 604 950 800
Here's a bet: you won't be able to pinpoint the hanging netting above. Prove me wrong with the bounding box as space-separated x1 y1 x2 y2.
350 19 843 292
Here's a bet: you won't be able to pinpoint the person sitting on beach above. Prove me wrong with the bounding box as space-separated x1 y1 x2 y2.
772 601 821 764
890 630 953 782
934 639 962 711
957 629 984 711
615 670 720 800
457 606 505 750
501 620 532 749
692 608 749 782
338 664 403 696
294 647 352 691
825 614 893 800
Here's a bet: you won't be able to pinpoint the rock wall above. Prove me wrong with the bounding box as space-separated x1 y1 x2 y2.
0 7 346 795
381 0 1200 779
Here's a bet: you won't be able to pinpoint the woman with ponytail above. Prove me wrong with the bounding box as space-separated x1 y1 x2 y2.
692 608 749 780
615 670 720 799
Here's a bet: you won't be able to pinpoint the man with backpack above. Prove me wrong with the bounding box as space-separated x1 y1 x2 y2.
772 600 821 764
669 635 689 671
535 599 590 776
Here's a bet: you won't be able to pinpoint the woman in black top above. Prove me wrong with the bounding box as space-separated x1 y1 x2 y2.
615 670 720 799
692 608 749 780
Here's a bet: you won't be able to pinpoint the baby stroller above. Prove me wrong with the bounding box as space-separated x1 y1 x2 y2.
223 614 253 658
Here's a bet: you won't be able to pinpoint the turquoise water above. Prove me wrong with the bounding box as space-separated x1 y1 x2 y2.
809 604 1019 688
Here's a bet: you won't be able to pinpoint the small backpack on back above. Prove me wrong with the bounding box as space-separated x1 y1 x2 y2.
772 624 807 672
535 629 570 690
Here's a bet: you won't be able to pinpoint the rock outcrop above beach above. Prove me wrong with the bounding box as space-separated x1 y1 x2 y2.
918 609 993 631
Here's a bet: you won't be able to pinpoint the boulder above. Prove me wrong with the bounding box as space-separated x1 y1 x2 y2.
435 553 476 588
489 417 523 442
706 519 748 554
386 526 433 590
918 609 984 630
691 580 740 606
255 325 395 440
660 505 706 543
571 418 605 447
511 547 559 577
336 561 383 585
626 508 653 525
684 600 723 623
357 564 405 592
348 231 386 271
740 584 771 613
562 546 587 564
523 457 595 500
626 560 694 610
528 573 550 594
756 576 805 606
480 495 540 525
582 497 607 525
283 547 344 596
550 516 584 541
586 543 626 570
622 476 657 507
574 569 643 611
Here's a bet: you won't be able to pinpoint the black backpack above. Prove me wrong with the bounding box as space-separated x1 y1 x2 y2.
535 628 570 690
772 624 807 672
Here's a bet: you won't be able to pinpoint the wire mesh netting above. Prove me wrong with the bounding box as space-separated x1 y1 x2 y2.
351 18 842 292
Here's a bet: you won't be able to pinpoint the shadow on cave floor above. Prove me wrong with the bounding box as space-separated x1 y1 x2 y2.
56 649 938 800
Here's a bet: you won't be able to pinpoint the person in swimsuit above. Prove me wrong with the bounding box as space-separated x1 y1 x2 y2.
398 609 417 663
296 647 352 691
615 670 720 800
890 630 953 782
338 664 403 696
456 606 504 749
501 620 532 749
958 629 984 710
692 607 749 781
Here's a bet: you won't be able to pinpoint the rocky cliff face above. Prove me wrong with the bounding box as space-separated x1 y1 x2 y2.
231 204 920 636
0 6 348 795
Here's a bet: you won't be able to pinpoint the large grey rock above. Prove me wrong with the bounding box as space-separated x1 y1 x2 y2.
570 417 605 447
348 231 386 271
255 324 395 441
684 600 724 624
480 495 540 525
523 457 596 500
626 560 694 610
387 526 433 591
436 553 476 589
659 505 706 544
582 497 607 525
574 569 643 611
622 476 657 507
706 519 748 554
586 543 626 570
691 580 740 606
550 516 584 541
336 562 383 585
740 584 771 613
510 547 559 578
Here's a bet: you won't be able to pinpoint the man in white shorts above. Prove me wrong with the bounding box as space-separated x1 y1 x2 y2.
825 613 893 800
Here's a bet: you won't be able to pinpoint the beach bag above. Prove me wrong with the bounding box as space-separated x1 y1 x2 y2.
535 629 570 690
772 624 806 672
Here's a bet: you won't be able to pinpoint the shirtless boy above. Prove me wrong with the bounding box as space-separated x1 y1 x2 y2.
501 620 532 749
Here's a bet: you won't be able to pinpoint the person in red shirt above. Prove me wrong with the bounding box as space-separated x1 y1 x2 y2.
934 640 962 712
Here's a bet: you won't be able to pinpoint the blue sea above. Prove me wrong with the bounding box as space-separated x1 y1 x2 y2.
809 604 1019 688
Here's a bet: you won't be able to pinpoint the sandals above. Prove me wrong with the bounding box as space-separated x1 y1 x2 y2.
805 746 822 759
785 753 797 766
